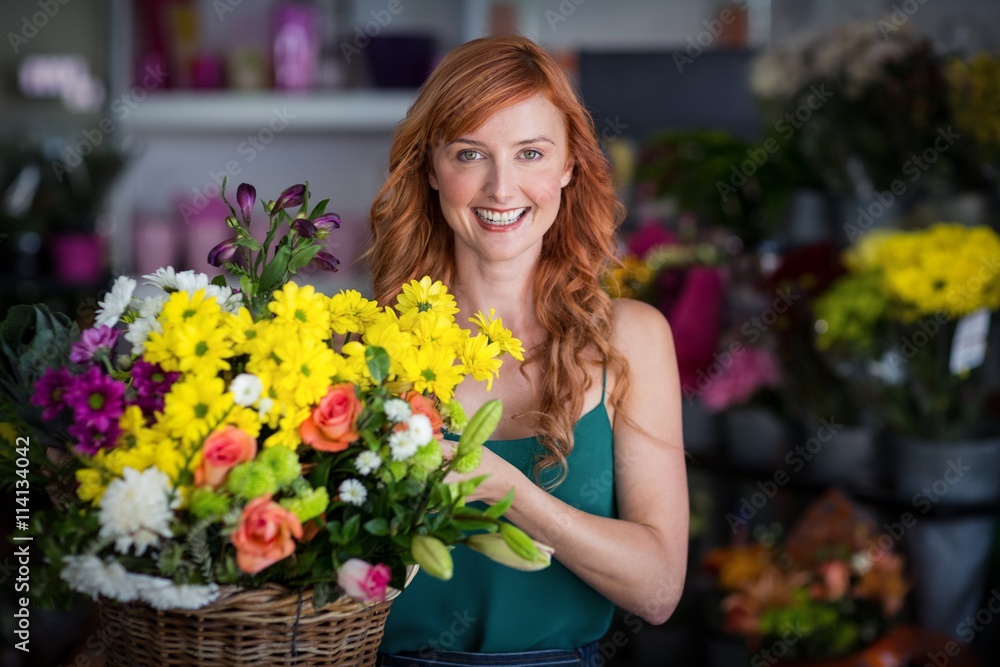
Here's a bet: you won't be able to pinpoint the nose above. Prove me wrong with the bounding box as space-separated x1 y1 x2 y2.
483 160 514 203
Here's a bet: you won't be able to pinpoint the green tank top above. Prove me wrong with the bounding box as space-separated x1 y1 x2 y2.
380 393 616 654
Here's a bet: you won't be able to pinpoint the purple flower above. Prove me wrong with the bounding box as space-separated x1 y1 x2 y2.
31 367 74 420
69 326 121 365
272 184 306 213
311 250 340 272
208 237 238 267
69 420 120 455
131 360 180 414
291 218 317 239
237 183 256 225
313 213 341 231
64 366 126 434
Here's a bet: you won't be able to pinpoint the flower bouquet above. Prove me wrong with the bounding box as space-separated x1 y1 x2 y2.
0 182 548 666
703 490 909 662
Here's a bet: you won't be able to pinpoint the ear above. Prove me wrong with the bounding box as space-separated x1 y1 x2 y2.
428 168 439 191
560 158 574 188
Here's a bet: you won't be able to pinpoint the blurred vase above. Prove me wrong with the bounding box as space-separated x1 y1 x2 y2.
272 3 320 91
798 419 878 488
133 212 179 276
49 232 103 284
894 435 1000 639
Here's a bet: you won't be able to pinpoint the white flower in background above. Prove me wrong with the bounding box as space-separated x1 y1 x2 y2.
354 450 382 475
204 283 243 314
95 276 137 328
257 397 275 421
407 414 433 447
129 573 220 610
98 466 179 555
338 479 368 506
143 266 178 291
123 294 167 354
388 429 419 461
173 269 211 293
60 555 138 602
383 398 411 422
230 373 263 407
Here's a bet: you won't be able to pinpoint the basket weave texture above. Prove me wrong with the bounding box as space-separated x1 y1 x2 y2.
97 584 392 667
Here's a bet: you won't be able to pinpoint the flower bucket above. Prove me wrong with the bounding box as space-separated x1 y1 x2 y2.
97 584 395 667
48 232 104 284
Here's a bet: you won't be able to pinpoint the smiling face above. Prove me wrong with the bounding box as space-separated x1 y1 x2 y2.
428 94 573 269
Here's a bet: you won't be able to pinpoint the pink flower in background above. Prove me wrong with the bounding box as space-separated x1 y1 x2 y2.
337 558 392 602
700 345 783 412
69 326 121 364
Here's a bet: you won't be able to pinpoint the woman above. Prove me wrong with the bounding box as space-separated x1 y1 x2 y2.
369 36 688 665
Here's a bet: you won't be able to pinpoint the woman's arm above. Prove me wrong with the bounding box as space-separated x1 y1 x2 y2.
470 299 690 625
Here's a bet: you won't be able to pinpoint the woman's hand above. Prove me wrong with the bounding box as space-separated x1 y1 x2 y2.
440 440 522 505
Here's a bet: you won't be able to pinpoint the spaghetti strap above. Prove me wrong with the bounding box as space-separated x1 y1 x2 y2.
601 366 607 401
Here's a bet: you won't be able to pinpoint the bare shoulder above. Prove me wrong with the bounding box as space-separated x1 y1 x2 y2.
610 298 675 360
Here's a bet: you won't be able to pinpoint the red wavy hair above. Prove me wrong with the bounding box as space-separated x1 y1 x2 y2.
368 36 628 486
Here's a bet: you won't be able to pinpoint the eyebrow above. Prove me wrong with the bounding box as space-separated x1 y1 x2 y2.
449 136 555 147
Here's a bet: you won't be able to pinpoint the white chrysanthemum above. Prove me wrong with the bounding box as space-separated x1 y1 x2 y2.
143 266 179 291
60 555 138 602
355 450 382 475
383 398 411 422
173 269 212 293
407 414 433 447
230 373 263 407
123 294 167 353
257 397 275 421
95 276 137 328
129 573 220 610
98 467 180 556
203 283 243 314
388 429 419 461
338 479 368 506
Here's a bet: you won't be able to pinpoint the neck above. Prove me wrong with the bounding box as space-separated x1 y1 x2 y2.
450 256 543 349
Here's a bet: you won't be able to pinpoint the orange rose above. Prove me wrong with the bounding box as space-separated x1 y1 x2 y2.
231 495 303 575
402 391 444 440
194 426 257 488
300 383 362 452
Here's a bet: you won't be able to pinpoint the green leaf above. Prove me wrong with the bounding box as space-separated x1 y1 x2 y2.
452 518 499 532
343 514 361 542
313 581 332 610
365 346 390 384
309 198 330 219
259 243 292 291
286 244 323 273
484 488 515 519
364 518 389 536
210 275 228 288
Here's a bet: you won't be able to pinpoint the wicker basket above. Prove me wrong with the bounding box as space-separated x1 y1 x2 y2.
97 584 393 667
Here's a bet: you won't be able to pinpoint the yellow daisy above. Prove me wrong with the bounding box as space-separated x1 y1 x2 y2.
269 282 331 339
461 334 503 390
395 276 459 318
329 290 380 335
468 308 525 360
399 344 464 403
160 376 234 444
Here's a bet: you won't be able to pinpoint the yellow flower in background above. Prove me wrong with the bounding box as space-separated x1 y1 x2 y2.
396 277 459 319
269 282 331 340
329 290 380 335
948 52 1000 164
227 306 259 353
406 310 468 353
468 309 525 361
263 405 310 450
273 335 341 408
159 288 223 327
363 313 414 377
172 316 236 376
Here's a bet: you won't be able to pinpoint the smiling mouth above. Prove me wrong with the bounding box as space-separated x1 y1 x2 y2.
473 207 529 226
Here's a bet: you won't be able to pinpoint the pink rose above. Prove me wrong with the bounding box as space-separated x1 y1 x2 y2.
402 391 444 440
194 426 257 488
300 383 362 452
337 558 392 602
231 495 303 575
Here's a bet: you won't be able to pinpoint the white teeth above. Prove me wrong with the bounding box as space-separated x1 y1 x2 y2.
474 207 527 225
